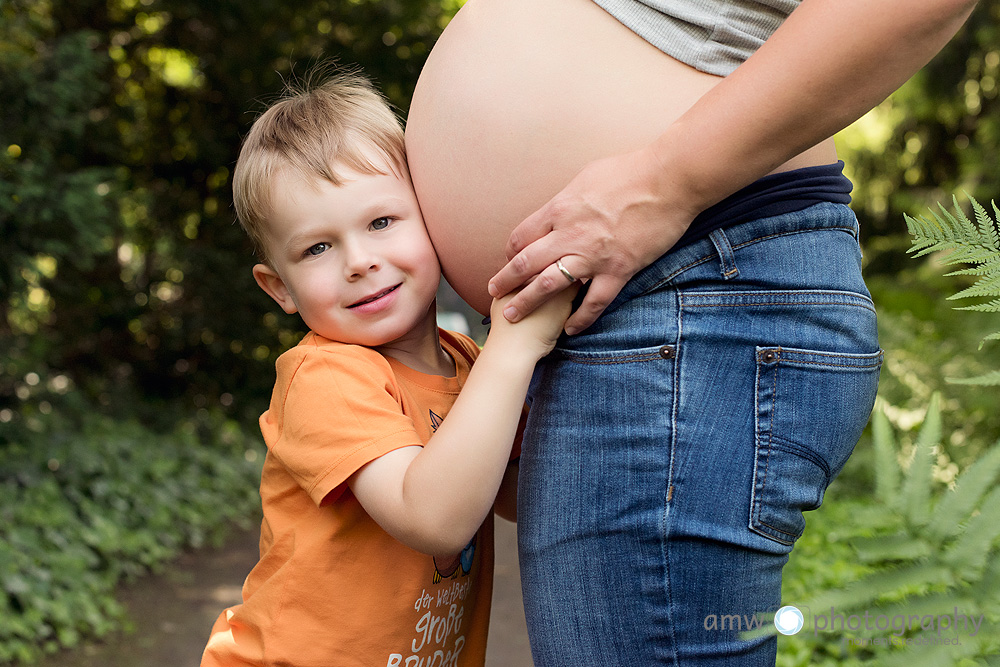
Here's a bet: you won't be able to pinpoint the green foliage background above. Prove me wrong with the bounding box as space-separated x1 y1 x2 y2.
2 0 1000 664
0 0 458 662
0 0 457 429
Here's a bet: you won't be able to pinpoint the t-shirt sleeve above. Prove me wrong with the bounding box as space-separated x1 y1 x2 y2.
266 345 423 506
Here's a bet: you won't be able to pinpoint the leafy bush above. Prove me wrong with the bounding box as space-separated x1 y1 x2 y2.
775 398 1000 666
770 196 1000 666
0 412 263 665
860 198 1000 480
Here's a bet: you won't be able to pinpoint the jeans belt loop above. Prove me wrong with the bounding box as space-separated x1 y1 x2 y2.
709 228 740 280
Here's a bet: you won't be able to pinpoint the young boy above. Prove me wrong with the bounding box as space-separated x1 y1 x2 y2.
200 71 574 667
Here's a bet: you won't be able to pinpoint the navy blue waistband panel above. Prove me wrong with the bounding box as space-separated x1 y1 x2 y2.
674 161 853 250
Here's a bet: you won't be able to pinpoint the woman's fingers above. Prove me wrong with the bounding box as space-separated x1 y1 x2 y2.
488 228 562 302
564 276 624 335
491 148 693 330
495 254 582 323
504 206 552 261
488 208 555 299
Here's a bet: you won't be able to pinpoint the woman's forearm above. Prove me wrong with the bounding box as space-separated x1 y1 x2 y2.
655 0 979 213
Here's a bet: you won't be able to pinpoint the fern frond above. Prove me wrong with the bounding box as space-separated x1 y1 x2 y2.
805 562 953 611
974 555 1000 610
927 443 1000 541
852 532 932 563
944 258 1000 276
971 195 1000 250
949 195 983 245
901 393 941 527
904 211 941 245
907 198 1000 316
946 370 1000 386
940 246 1000 268
872 405 900 506
905 209 951 256
979 331 1000 349
954 298 1000 312
866 591 979 624
948 273 1000 301
943 485 1000 579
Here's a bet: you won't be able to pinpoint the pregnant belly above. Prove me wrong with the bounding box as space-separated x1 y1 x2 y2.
405 0 831 313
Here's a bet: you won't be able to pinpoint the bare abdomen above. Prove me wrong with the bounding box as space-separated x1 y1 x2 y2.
405 0 832 313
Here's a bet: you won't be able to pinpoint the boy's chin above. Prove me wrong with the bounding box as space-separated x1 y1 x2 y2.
309 322 428 349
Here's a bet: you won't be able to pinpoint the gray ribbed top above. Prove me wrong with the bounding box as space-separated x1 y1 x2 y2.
593 0 801 76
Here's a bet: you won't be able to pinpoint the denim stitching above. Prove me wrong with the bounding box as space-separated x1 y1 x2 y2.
751 350 800 545
555 351 663 365
709 228 740 279
729 226 857 252
750 353 763 535
757 353 779 535
662 285 681 666
644 225 859 294
683 300 877 315
774 357 883 370
766 434 833 478
752 348 875 544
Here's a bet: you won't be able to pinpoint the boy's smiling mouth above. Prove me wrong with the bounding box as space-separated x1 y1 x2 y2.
348 284 401 308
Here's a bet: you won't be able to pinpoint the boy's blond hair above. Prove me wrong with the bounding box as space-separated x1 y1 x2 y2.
232 69 407 264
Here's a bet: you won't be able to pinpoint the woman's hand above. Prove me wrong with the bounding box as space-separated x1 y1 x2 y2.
487 145 699 335
486 0 979 337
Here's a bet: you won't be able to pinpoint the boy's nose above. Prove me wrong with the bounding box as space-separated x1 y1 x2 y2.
344 242 380 280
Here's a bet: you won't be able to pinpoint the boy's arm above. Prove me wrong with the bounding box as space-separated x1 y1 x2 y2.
348 288 574 556
493 461 518 523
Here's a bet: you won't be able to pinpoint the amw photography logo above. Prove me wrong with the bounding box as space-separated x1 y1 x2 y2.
719 604 989 650
702 606 804 637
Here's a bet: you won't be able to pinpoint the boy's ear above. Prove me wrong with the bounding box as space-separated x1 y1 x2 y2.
252 264 298 315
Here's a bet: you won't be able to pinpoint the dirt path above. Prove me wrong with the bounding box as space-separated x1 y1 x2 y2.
34 519 532 666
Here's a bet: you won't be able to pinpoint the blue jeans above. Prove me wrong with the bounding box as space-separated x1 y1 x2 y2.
517 203 882 666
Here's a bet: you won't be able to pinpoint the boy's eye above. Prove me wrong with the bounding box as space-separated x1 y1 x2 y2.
306 242 330 256
370 217 392 231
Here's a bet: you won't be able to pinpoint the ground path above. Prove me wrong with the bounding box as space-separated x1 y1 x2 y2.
35 518 532 666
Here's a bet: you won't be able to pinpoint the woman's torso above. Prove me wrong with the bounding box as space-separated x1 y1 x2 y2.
405 0 837 313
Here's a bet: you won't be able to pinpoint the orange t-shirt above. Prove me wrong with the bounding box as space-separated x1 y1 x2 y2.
202 329 499 667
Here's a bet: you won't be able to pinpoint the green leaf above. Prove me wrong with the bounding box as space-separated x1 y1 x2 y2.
852 532 932 563
901 393 941 527
971 195 1000 250
943 486 1000 578
954 298 1000 312
805 562 953 611
946 370 1000 386
927 442 1000 540
872 405 901 506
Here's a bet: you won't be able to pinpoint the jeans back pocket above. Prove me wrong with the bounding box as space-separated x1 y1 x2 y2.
750 346 883 545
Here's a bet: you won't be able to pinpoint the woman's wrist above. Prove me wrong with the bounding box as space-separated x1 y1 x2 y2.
646 125 731 224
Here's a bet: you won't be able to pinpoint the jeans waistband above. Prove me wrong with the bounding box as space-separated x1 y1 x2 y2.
603 201 860 314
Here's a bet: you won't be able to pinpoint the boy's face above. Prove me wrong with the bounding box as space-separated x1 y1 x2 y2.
252 161 441 350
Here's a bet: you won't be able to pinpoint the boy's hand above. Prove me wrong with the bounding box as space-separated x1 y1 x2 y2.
488 283 578 360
